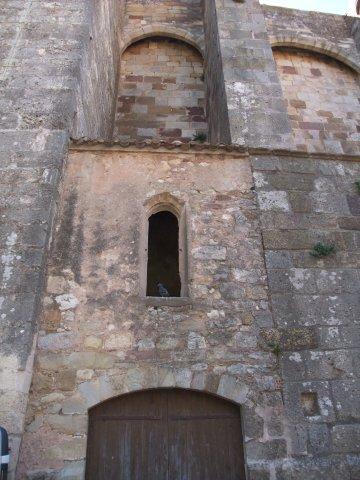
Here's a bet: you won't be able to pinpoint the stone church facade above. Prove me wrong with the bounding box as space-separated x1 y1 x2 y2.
0 1 360 479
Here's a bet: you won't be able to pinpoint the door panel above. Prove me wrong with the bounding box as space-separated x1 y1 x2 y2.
85 389 245 480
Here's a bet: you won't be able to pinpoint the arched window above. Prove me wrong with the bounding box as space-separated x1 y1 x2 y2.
146 211 181 297
140 193 188 299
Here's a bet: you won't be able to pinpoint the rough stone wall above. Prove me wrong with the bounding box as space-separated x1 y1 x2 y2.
273 48 360 154
18 149 285 479
114 38 207 141
263 5 360 68
252 153 360 478
212 0 293 149
0 1 125 476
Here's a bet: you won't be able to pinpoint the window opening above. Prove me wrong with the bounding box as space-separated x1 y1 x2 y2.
146 211 181 297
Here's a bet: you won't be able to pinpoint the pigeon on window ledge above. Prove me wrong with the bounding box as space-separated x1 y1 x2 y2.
157 282 170 297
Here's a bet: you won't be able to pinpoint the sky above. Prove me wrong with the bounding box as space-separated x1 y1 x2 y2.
260 0 356 16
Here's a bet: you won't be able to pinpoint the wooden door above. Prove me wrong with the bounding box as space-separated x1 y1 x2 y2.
85 389 246 480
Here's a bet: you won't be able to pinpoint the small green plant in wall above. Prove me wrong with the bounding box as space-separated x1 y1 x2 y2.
268 342 282 356
355 180 360 194
310 242 336 258
193 132 207 143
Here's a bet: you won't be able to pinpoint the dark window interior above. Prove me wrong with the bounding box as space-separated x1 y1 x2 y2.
147 211 181 297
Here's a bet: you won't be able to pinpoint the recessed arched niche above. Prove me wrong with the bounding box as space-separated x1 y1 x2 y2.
272 46 360 154
114 36 207 143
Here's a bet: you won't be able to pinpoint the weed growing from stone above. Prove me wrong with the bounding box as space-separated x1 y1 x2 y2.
268 343 282 356
193 132 207 143
310 242 336 258
355 180 360 194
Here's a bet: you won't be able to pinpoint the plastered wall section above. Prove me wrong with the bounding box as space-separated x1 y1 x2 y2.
114 38 207 141
17 150 286 480
252 153 360 479
0 1 125 476
274 49 360 155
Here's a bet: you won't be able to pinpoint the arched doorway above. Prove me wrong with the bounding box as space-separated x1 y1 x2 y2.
85 388 246 480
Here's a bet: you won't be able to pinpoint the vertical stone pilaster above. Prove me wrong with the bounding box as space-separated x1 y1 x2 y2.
212 0 293 148
204 0 231 144
0 129 69 479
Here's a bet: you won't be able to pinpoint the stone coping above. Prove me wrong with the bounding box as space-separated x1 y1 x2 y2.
70 139 360 162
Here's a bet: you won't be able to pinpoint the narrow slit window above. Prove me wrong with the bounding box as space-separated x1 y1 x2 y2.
146 211 181 297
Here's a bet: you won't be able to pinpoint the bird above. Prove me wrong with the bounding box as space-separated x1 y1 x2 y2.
157 282 170 297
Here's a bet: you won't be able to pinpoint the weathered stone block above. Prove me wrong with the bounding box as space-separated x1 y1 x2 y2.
247 466 271 480
46 414 87 435
47 437 87 461
283 379 335 422
242 406 264 439
246 439 287 461
308 424 331 454
332 425 360 453
306 349 354 381
38 333 77 351
332 380 360 422
347 195 360 216
192 245 227 260
261 327 318 351
257 190 291 212
61 396 87 415
265 251 293 269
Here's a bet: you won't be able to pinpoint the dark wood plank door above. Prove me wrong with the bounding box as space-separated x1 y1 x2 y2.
167 389 245 480
85 389 246 480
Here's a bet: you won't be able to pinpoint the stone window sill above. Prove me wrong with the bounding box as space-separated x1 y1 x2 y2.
142 297 191 307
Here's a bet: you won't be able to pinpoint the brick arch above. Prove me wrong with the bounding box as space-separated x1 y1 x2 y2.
269 34 360 73
120 25 204 56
